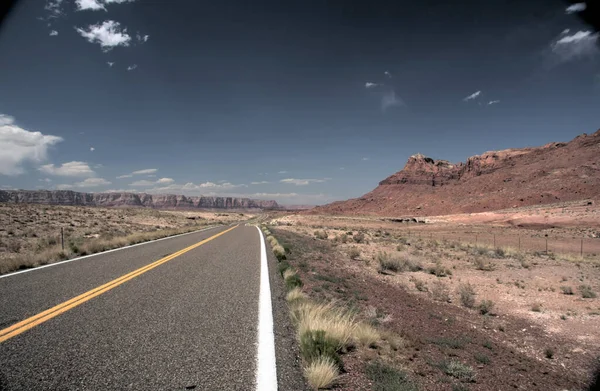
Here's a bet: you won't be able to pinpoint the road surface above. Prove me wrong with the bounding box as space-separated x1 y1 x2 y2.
0 224 306 390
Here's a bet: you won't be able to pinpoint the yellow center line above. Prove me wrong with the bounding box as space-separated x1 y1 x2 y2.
0 225 239 344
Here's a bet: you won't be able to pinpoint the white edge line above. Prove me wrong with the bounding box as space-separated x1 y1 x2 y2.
255 225 278 391
0 225 224 280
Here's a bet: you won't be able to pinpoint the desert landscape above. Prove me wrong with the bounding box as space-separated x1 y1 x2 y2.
0 202 251 274
258 130 600 390
1 130 599 390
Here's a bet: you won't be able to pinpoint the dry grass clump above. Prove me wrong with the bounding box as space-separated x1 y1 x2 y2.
304 356 339 390
353 322 381 348
286 287 307 303
291 301 357 350
377 252 423 273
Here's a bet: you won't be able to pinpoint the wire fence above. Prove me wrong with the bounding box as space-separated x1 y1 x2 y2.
401 229 600 258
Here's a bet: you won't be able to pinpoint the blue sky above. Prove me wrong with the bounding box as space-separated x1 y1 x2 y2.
0 0 598 205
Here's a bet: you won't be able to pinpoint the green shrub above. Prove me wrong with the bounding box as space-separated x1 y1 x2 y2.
299 329 343 370
580 285 597 298
478 300 495 315
431 281 450 302
428 262 451 277
278 260 290 276
413 279 427 292
314 230 328 240
348 247 361 260
458 283 476 308
474 353 490 365
560 286 574 295
285 274 303 290
353 232 365 243
365 361 418 391
442 360 475 382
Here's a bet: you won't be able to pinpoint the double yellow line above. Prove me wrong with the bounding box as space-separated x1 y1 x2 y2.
0 225 238 344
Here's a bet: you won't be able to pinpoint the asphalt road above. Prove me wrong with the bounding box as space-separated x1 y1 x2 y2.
0 224 306 390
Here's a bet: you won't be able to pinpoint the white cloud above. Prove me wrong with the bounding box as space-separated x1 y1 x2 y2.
280 178 328 186
90 147 95 151
75 177 111 187
488 100 500 105
132 168 157 175
143 181 247 193
127 64 138 71
136 33 149 43
75 20 131 51
116 169 157 179
381 90 403 111
365 82 379 88
75 0 106 11
129 179 156 186
44 0 65 18
107 62 114 67
566 3 586 13
49 30 58 36
56 177 111 189
362 157 369 161
147 174 156 178
0 114 63 176
384 71 392 78
463 90 481 101
551 30 599 62
562 29 571 35
75 0 135 11
278 171 288 174
156 177 174 184
105 188 137 193
339 167 345 170
39 161 95 177
251 181 270 185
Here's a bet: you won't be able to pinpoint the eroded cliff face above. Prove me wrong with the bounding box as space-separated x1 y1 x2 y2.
0 190 280 210
312 130 600 217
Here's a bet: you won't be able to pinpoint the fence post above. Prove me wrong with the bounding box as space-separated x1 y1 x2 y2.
581 238 583 257
61 227 64 251
545 237 548 254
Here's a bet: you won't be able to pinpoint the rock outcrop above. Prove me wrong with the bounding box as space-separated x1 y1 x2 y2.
0 190 280 210
311 130 600 217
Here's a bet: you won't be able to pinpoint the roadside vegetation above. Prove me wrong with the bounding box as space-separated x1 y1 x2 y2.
0 204 245 274
262 214 600 390
261 224 391 390
0 224 213 274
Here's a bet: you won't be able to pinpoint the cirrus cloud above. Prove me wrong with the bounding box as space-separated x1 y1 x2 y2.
550 30 599 62
280 178 329 186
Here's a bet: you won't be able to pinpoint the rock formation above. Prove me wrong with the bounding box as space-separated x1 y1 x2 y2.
0 190 280 210
312 130 600 217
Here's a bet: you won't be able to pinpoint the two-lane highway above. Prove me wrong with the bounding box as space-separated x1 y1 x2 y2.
0 224 287 390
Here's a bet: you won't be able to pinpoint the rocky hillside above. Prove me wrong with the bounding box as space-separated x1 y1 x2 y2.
312 129 600 217
0 190 280 210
